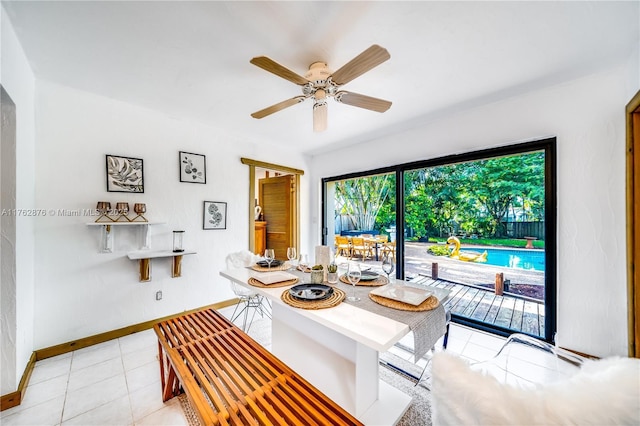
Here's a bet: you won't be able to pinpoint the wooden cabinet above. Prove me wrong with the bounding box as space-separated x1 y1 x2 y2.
255 221 267 256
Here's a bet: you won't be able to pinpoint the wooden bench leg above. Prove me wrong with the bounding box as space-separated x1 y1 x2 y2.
158 340 182 402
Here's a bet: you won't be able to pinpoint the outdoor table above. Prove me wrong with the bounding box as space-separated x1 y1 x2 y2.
524 236 537 249
220 266 449 425
363 236 387 260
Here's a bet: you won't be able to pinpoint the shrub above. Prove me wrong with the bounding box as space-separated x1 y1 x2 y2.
428 245 450 256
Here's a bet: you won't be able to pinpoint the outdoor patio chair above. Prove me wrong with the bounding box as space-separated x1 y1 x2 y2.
350 237 372 260
225 250 271 332
381 240 396 260
334 235 351 258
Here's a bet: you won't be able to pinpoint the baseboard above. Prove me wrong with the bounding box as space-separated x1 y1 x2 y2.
0 352 36 411
0 299 238 411
34 299 238 361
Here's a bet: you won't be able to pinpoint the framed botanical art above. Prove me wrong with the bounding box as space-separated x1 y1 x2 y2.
179 151 206 184
106 155 144 193
203 201 227 230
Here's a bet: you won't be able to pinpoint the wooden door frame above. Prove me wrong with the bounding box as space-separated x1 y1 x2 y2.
626 90 640 358
240 158 304 255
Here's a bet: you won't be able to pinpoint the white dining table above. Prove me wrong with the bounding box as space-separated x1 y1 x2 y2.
220 267 441 425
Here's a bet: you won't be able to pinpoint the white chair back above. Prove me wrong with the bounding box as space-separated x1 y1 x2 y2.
225 250 260 297
226 250 260 269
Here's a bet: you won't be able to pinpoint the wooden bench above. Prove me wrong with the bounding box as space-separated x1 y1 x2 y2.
153 308 363 426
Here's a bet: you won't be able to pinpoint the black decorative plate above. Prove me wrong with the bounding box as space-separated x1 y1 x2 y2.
256 259 284 267
289 284 334 301
359 271 380 281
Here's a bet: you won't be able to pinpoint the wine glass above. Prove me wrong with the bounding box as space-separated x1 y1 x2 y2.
264 249 275 269
346 263 361 302
381 253 395 283
298 254 309 272
287 247 297 268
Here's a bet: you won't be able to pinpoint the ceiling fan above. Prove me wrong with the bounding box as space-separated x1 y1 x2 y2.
250 44 392 132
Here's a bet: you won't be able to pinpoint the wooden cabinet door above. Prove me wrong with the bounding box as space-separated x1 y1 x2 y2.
259 175 294 260
255 221 267 256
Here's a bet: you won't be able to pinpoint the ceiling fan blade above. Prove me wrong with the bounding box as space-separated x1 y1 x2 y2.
335 91 392 113
313 102 327 132
330 45 390 86
251 96 307 119
250 56 309 85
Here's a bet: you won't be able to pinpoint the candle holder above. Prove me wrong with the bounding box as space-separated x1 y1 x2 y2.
173 230 185 253
130 203 148 222
115 202 130 222
95 201 114 223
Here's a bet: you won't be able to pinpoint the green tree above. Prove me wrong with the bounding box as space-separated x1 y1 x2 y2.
402 151 545 239
335 174 393 231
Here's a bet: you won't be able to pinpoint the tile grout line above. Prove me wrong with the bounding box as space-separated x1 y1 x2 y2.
58 351 74 425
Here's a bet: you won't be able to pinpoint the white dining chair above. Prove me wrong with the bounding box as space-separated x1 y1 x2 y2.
225 250 271 332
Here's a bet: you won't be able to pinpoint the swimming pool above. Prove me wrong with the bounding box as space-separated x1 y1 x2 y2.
480 248 545 271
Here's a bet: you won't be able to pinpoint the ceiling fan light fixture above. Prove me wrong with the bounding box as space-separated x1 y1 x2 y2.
313 101 327 132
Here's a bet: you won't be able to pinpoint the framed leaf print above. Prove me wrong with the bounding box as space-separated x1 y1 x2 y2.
106 155 144 193
179 151 206 184
203 201 226 230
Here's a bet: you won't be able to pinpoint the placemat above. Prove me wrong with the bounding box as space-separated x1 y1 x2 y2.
281 287 345 309
250 262 291 272
369 293 439 311
296 265 311 273
248 277 298 288
339 274 388 287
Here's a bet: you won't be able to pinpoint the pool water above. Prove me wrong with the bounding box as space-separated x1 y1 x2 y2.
479 248 545 271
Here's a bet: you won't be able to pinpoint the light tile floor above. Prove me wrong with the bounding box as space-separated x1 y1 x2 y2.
1 306 566 425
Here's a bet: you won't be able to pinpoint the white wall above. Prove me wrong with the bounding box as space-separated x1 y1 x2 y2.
32 80 309 349
309 63 637 358
0 7 36 394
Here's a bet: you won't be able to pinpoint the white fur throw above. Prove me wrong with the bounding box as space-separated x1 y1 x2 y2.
431 351 640 425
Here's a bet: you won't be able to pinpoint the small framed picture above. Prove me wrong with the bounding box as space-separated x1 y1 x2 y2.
179 151 206 184
106 155 144 193
203 201 227 230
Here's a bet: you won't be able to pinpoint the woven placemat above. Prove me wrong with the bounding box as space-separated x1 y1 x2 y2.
296 265 311 273
248 277 299 288
281 287 345 309
339 274 388 287
369 293 440 311
250 262 290 272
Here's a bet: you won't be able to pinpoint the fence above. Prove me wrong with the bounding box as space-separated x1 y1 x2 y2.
504 221 545 239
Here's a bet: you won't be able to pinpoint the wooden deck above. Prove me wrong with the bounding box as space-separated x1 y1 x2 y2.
411 275 545 337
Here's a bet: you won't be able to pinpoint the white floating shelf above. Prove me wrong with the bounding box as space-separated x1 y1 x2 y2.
126 250 197 260
126 250 197 282
86 221 165 226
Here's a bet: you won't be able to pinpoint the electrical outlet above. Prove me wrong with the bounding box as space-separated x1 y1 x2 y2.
155 291 162 301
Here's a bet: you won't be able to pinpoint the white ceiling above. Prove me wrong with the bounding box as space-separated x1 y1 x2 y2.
2 1 638 155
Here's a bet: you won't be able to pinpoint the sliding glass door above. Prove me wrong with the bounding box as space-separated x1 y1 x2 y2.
322 138 556 342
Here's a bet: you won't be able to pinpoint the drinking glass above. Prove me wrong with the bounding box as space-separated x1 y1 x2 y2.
286 247 297 268
381 254 395 283
264 249 275 269
298 254 309 272
346 263 361 302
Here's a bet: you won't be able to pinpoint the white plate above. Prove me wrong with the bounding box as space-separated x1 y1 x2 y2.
370 285 433 306
252 271 297 285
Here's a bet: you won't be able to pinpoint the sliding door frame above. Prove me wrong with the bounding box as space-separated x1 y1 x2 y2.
321 138 557 342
